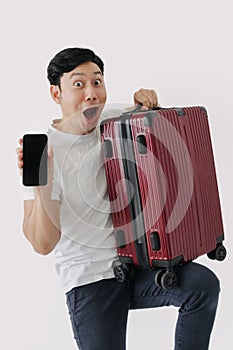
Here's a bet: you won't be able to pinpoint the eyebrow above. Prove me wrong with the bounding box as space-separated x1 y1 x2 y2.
69 70 102 79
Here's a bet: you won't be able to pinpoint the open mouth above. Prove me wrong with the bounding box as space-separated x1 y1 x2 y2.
82 106 99 120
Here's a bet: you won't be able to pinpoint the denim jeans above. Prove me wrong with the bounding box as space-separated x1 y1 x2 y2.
66 262 220 350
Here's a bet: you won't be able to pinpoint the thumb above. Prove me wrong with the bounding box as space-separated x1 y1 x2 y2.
46 146 54 186
48 145 54 159
140 106 149 111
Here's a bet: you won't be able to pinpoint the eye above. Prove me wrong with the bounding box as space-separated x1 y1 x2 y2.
74 81 83 87
94 79 102 86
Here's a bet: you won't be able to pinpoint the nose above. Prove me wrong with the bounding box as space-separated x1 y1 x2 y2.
84 84 97 102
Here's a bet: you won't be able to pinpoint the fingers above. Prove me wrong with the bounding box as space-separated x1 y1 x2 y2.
134 88 159 109
16 138 23 153
16 138 23 171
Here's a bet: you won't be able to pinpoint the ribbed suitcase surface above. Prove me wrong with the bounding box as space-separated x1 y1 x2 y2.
100 107 226 287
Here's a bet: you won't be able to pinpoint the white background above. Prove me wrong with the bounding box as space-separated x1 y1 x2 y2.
1 0 232 349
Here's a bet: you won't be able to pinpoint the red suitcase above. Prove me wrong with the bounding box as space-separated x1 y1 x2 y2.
100 106 226 289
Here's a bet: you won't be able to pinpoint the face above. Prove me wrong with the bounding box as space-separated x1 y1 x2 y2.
50 61 107 134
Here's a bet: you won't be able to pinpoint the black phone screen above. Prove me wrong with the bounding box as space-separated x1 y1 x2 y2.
23 134 48 186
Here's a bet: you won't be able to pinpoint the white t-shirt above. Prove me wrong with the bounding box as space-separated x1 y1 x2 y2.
22 105 129 293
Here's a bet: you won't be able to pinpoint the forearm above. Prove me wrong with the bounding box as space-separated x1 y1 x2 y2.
23 188 61 255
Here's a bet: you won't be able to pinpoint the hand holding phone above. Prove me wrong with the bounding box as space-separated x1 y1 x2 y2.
22 134 48 186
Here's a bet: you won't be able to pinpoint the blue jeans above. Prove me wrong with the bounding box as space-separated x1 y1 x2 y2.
66 262 220 350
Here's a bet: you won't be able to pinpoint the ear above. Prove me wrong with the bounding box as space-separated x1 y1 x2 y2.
50 85 61 104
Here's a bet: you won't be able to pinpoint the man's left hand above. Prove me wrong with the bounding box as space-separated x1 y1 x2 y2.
134 88 159 109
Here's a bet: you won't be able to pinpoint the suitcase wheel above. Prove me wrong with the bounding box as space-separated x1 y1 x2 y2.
113 261 131 283
114 264 127 283
154 269 164 287
207 243 227 261
155 269 178 290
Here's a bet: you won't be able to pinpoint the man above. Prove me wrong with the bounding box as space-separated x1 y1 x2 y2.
17 47 220 350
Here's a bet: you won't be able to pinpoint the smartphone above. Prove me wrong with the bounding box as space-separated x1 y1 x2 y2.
22 134 48 186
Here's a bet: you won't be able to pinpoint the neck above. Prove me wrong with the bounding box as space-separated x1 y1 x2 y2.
53 118 95 135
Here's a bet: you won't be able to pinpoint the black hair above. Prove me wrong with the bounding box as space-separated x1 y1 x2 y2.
47 47 104 87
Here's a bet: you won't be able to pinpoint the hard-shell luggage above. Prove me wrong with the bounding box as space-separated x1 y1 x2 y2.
100 106 226 289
